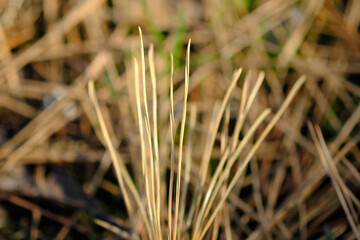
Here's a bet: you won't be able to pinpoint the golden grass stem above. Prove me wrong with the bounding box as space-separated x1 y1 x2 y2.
89 80 148 239
139 27 159 239
178 104 197 239
167 53 175 240
172 39 191 240
149 43 162 239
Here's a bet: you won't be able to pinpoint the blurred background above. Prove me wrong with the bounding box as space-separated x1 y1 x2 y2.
0 0 359 239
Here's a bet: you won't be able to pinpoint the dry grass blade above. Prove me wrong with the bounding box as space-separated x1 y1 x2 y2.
133 55 156 239
148 44 162 237
167 53 175 240
308 122 360 239
231 70 252 150
173 39 191 240
178 104 197 239
138 27 159 239
88 80 150 239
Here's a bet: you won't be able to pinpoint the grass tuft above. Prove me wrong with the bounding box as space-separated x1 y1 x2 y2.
89 27 306 239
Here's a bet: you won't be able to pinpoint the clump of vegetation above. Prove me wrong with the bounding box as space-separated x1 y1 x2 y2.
0 0 359 239
89 27 305 239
